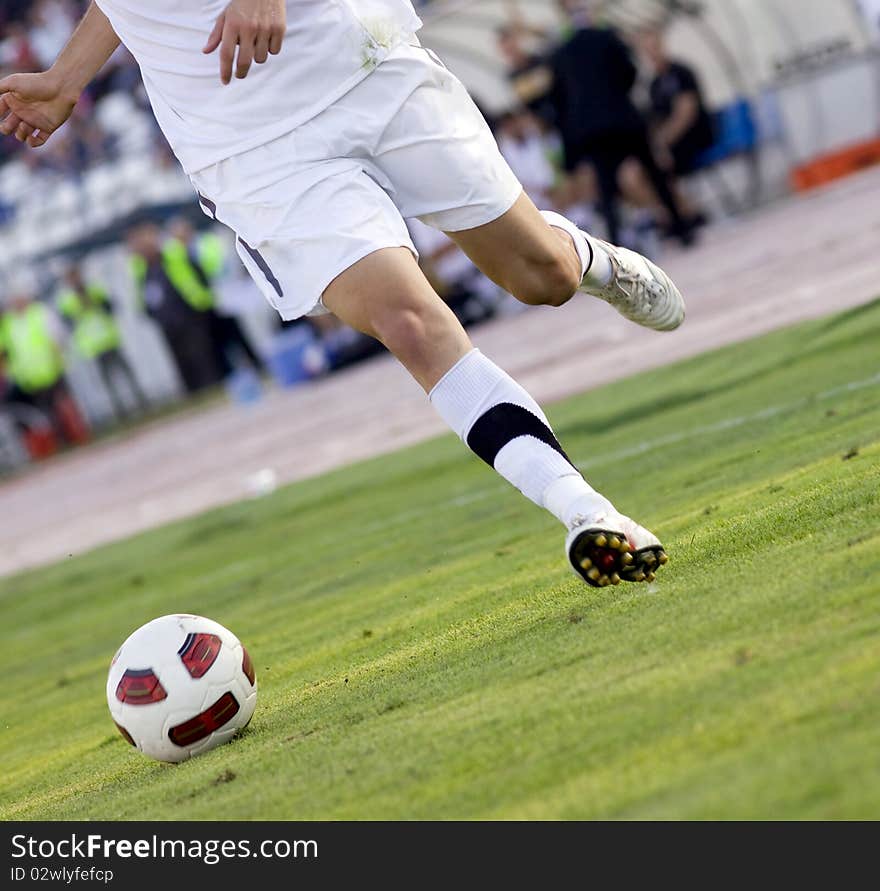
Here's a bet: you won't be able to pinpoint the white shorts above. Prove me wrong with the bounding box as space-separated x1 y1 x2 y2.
190 42 523 320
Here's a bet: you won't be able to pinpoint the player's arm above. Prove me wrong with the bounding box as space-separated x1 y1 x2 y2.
203 0 287 85
0 2 119 148
658 91 700 147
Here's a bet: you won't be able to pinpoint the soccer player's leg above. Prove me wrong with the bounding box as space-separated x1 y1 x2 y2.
363 46 685 333
447 191 687 332
321 247 668 587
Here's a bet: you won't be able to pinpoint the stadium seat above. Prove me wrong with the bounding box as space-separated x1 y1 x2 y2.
694 99 759 169
689 98 761 213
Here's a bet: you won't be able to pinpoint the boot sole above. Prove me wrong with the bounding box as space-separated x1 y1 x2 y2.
568 527 669 588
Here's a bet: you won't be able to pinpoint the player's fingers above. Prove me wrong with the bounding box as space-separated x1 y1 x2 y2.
268 25 285 55
203 13 225 54
254 33 270 65
15 120 34 143
219 24 238 85
0 114 22 137
235 35 255 79
27 130 48 148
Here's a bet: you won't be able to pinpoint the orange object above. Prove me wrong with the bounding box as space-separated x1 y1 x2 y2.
23 428 58 460
791 138 880 191
54 392 91 445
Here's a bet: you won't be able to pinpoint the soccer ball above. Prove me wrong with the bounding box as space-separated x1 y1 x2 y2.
107 614 257 763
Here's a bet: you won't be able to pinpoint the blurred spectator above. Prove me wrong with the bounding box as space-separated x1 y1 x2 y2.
128 222 225 394
0 1 162 210
496 24 555 125
27 0 79 70
0 2 36 30
640 29 716 180
57 263 148 419
496 109 558 209
0 22 41 72
548 1 695 245
167 218 265 375
0 271 90 452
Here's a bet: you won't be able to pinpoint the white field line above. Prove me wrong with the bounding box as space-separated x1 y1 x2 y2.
360 372 880 537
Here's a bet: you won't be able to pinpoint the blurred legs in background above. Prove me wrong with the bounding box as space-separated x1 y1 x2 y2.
95 349 149 419
160 321 224 394
208 310 265 375
6 379 90 454
577 130 694 246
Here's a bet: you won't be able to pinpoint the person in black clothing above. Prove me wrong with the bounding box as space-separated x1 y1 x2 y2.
167 217 265 377
641 29 716 177
548 5 694 246
127 222 224 394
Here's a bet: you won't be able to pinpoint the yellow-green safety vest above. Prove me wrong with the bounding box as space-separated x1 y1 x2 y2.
57 284 121 360
197 232 226 281
130 239 220 313
0 303 64 393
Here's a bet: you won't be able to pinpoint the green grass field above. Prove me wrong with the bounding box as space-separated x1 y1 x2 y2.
2 300 879 821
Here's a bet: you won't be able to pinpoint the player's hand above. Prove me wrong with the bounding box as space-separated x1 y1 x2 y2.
203 0 287 85
0 71 79 148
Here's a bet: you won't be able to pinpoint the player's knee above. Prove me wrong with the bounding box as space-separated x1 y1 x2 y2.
512 248 580 308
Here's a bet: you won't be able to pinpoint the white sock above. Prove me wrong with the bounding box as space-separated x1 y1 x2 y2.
541 210 613 287
430 350 613 528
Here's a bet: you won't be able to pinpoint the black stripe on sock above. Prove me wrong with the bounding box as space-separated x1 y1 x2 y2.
466 403 573 468
584 234 594 276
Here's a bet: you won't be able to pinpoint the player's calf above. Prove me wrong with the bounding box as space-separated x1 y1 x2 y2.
449 194 685 328
447 193 582 308
506 235 582 307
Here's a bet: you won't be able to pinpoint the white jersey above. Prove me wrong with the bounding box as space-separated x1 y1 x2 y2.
94 0 422 173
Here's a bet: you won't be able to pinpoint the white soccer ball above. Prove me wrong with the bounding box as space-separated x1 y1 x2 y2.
107 614 257 763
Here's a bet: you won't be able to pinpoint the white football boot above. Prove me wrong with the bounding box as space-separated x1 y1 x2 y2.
566 507 669 588
581 239 686 332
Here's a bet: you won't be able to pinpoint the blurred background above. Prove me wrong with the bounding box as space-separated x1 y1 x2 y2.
1 0 879 473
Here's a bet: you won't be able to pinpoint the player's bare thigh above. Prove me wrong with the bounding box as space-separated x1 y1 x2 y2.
321 247 472 392
445 192 582 307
